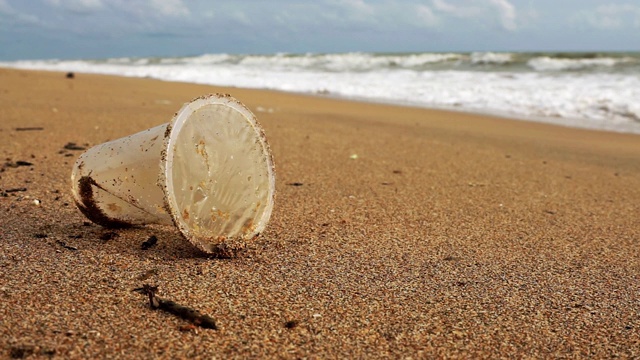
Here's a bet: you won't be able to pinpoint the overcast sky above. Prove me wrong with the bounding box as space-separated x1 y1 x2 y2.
1 0 639 60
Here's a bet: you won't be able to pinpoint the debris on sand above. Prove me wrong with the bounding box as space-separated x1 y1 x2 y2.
133 284 217 330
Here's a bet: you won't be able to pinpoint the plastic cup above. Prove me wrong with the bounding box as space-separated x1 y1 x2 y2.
71 94 276 253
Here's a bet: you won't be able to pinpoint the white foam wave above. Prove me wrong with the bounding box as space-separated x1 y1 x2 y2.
527 56 631 71
232 52 463 71
3 53 639 134
471 52 513 65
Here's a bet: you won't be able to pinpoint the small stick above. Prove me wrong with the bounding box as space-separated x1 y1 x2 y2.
4 188 27 193
4 161 33 168
134 285 217 330
56 240 78 251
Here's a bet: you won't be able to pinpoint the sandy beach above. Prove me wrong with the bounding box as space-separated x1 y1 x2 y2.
1 68 639 358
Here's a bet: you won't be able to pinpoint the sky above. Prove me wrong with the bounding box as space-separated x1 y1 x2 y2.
0 0 639 60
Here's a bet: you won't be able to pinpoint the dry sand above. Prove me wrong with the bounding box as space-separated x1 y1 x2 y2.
1 68 639 358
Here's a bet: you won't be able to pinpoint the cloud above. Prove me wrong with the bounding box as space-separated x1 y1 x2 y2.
573 3 640 30
147 0 189 17
229 10 251 26
415 5 440 27
97 0 190 20
44 0 103 14
43 0 188 17
431 0 518 30
432 0 482 18
488 0 516 30
252 0 382 34
0 0 40 25
4 0 519 42
323 0 376 26
0 0 10 12
333 0 374 15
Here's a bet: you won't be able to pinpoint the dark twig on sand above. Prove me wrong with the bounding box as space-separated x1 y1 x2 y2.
133 284 217 330
141 235 158 250
4 188 28 193
63 142 86 151
56 240 78 251
4 161 33 168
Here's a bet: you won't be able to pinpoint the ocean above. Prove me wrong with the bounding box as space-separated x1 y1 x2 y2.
2 52 640 134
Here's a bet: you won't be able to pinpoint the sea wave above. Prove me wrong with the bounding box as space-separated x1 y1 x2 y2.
527 56 634 72
2 52 640 134
22 51 640 73
470 52 514 65
232 52 464 71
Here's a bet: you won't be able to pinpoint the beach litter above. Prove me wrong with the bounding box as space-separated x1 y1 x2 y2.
70 94 276 254
133 284 217 330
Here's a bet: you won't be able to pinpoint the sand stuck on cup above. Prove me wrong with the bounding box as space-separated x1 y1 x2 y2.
71 94 276 253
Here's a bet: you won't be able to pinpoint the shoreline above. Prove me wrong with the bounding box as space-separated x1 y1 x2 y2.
321 90 640 136
1 68 639 358
2 62 639 136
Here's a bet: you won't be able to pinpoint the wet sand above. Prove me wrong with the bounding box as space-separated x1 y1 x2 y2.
1 68 639 358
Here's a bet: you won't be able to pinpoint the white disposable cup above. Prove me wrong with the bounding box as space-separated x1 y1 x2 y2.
71 94 276 253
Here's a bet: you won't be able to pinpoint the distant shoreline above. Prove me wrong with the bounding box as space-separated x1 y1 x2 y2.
4 65 640 137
